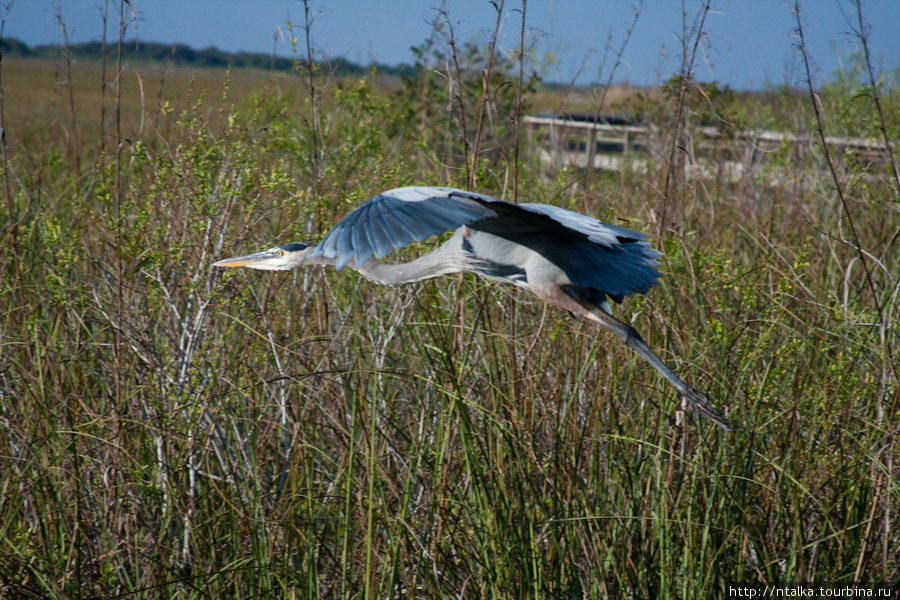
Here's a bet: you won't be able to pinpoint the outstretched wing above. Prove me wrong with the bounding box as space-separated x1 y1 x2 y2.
311 187 503 270
311 186 661 300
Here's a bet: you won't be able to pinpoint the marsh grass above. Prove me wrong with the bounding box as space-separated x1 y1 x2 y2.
0 9 898 600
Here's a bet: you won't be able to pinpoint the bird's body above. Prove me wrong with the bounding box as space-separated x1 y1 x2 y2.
214 186 728 428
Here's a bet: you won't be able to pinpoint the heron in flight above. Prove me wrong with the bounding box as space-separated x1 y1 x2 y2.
214 186 728 429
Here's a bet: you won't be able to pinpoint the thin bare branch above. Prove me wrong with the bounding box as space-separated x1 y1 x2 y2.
469 0 505 190
659 0 711 240
512 0 526 200
439 11 472 186
586 1 644 186
850 0 900 194
792 0 895 382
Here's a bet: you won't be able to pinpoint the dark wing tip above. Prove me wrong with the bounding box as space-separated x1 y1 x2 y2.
616 235 640 244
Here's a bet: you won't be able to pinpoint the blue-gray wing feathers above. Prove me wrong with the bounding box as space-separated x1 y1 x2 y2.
312 187 500 270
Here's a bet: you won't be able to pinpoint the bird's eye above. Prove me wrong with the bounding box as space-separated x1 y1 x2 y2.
276 249 284 256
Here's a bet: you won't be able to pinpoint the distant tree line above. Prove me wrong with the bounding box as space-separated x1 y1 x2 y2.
0 37 418 78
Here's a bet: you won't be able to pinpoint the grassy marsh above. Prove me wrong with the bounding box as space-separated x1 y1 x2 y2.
0 16 898 600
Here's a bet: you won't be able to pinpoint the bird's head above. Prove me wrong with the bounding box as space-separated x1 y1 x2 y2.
212 242 316 271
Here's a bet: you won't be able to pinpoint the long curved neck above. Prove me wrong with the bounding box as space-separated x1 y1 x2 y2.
349 241 472 286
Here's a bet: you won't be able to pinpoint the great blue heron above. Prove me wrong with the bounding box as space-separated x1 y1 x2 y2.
214 186 729 429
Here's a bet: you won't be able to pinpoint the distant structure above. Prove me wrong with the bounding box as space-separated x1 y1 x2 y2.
523 112 891 181
523 113 648 172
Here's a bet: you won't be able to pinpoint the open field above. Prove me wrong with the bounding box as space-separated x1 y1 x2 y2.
0 31 898 600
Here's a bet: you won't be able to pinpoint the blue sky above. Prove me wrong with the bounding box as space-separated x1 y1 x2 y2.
7 1 900 89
